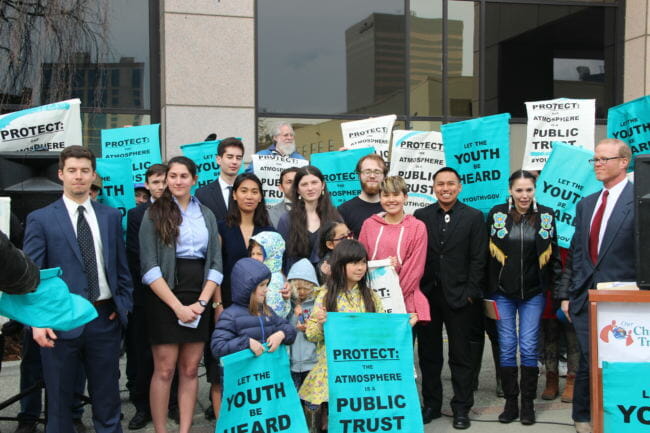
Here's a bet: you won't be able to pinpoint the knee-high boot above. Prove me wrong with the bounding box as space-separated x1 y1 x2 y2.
498 366 519 423
520 366 539 425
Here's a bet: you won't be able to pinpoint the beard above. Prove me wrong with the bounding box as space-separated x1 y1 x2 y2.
276 140 296 156
361 179 380 196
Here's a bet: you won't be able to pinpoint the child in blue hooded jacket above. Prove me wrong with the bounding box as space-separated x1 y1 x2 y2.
211 258 296 359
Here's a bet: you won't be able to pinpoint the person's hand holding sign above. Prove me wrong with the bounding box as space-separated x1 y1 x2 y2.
249 338 265 356
266 331 286 352
313 309 327 327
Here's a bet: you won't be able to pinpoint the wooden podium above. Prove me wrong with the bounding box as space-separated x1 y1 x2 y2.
588 289 650 433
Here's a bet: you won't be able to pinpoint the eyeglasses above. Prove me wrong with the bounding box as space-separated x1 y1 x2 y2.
332 232 354 241
588 156 624 166
359 169 384 177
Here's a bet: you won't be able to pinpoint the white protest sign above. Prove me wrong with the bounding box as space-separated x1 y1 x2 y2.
597 302 650 367
340 115 396 160
0 99 82 152
389 130 445 213
251 154 309 206
0 197 10 237
523 98 595 171
367 259 406 314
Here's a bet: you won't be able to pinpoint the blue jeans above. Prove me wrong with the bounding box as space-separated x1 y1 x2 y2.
493 292 544 367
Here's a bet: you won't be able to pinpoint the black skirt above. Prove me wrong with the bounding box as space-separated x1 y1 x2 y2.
146 258 211 345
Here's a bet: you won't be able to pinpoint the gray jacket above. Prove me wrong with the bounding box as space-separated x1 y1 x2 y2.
268 201 290 229
139 204 222 288
287 297 317 373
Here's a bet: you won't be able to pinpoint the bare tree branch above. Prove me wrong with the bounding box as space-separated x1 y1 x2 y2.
0 0 111 109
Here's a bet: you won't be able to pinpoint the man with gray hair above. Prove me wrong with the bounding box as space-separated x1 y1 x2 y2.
247 122 306 172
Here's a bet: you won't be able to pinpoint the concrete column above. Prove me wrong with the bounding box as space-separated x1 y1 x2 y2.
624 0 650 102
159 0 256 158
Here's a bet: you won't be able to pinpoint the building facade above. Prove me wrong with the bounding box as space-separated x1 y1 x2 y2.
1 0 643 169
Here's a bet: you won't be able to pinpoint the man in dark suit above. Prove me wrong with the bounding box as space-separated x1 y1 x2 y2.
559 138 635 433
414 167 487 430
194 137 245 419
124 163 169 429
194 137 244 221
23 146 133 433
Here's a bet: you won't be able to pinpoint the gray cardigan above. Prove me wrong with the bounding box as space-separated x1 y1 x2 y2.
138 203 223 289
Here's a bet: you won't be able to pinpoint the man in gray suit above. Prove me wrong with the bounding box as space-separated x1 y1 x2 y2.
558 138 636 433
268 167 298 228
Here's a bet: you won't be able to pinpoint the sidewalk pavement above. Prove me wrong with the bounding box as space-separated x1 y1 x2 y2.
0 338 576 433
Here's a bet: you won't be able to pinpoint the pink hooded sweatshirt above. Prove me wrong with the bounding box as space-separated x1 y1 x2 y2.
358 213 430 322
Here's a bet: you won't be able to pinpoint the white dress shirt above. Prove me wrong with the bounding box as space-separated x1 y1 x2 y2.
62 195 112 300
589 178 628 254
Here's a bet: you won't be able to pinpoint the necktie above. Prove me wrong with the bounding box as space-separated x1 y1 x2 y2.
77 206 100 301
226 185 233 209
589 190 609 264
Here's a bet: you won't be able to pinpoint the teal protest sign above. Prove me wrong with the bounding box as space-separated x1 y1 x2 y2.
603 362 650 433
216 345 308 433
181 140 244 194
95 158 136 232
536 142 601 248
181 141 220 193
101 124 162 183
442 113 510 214
310 148 375 206
0 267 97 331
607 95 650 169
325 313 423 433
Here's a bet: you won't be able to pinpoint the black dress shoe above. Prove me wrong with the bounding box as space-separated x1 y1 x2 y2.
421 406 442 424
453 414 471 430
13 421 37 433
128 411 152 430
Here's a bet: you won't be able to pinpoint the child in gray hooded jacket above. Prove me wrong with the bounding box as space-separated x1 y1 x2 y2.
285 258 320 391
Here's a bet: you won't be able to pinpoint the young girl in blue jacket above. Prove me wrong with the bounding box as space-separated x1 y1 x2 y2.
211 258 296 359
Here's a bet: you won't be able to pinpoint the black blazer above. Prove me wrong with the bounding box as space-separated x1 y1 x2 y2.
414 201 487 309
568 182 635 314
195 180 228 222
126 201 151 307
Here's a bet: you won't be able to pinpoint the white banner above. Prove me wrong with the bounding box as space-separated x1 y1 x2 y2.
389 130 445 213
367 259 406 314
0 99 82 152
340 114 396 160
251 154 308 206
523 98 595 171
597 302 650 367
0 197 10 237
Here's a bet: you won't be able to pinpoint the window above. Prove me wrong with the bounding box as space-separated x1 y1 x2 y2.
256 0 622 151
0 0 153 155
257 117 406 159
484 3 618 119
